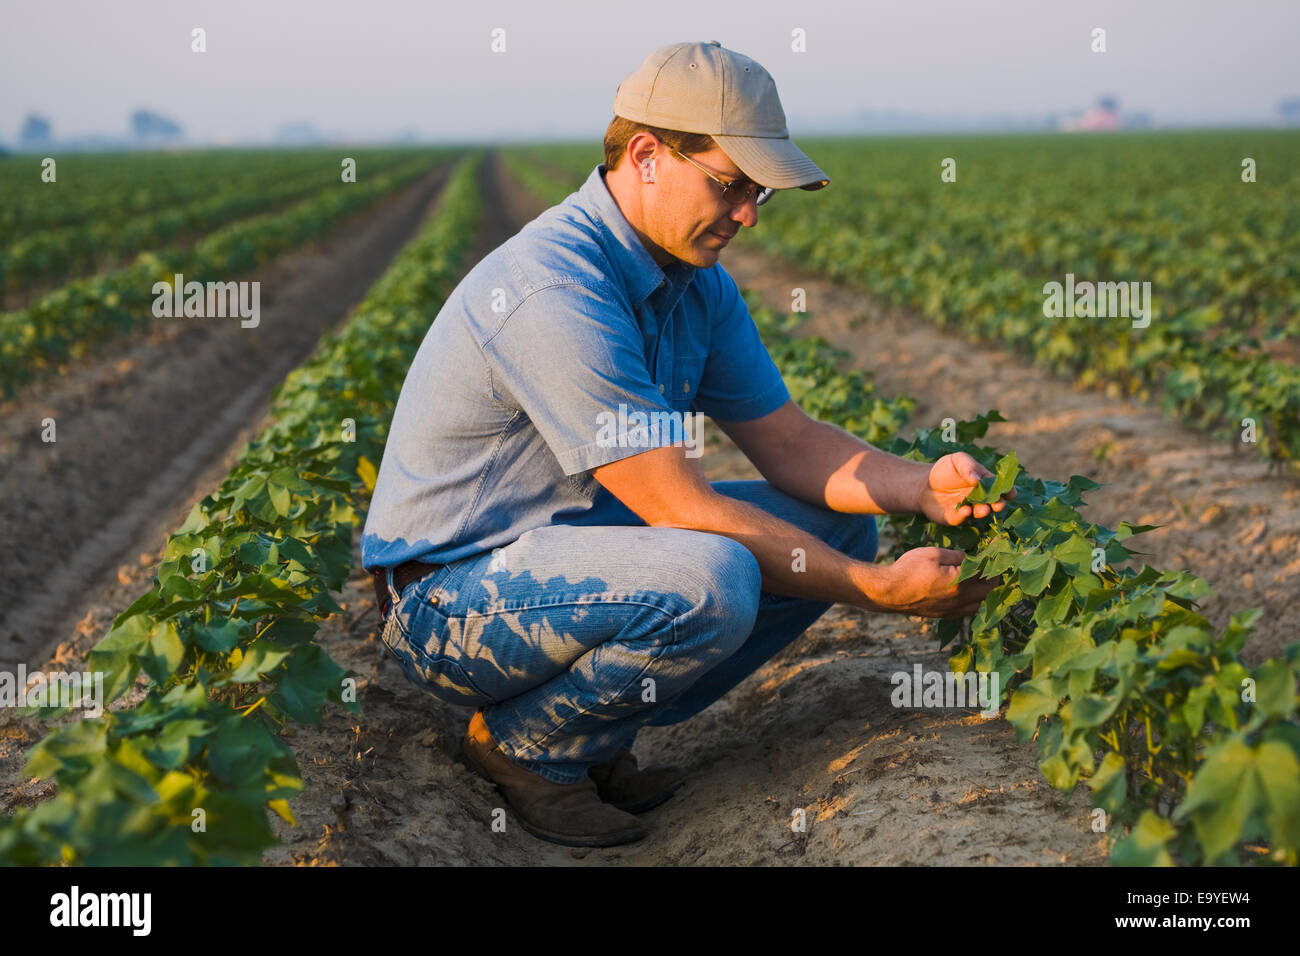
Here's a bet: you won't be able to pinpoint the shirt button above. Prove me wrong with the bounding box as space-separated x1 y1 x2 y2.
683 381 691 393
658 383 665 393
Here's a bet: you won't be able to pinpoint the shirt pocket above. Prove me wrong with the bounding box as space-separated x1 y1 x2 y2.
669 354 707 413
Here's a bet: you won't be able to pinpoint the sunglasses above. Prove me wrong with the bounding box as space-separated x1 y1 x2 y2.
667 145 775 207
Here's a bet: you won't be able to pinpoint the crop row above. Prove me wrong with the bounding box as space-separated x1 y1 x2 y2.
882 410 1298 865
0 150 437 302
0 151 455 401
747 285 1299 866
0 147 429 241
0 151 485 865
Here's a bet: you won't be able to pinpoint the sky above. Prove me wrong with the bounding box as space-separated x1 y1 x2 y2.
1 0 1297 145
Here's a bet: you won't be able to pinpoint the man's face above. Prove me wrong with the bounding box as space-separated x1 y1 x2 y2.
647 145 761 268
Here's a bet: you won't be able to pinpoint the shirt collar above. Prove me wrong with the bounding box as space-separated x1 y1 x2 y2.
578 163 696 307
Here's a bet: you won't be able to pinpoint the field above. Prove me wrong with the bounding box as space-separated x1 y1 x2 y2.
1 133 1297 867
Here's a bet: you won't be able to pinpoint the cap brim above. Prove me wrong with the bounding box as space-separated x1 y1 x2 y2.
711 134 829 191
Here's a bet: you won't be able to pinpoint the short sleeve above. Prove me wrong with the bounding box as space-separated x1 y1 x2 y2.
692 265 790 421
483 281 684 476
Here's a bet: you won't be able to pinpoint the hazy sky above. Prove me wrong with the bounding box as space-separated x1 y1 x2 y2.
2 0 1296 144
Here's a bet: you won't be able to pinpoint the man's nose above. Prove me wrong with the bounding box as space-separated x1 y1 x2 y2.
730 198 759 229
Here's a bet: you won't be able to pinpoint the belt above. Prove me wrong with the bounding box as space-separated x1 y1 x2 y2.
371 560 443 622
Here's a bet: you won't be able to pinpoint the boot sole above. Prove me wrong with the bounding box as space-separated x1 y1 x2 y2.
515 816 647 848
608 779 687 815
459 736 649 847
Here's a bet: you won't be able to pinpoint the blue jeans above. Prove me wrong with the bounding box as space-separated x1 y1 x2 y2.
378 480 878 783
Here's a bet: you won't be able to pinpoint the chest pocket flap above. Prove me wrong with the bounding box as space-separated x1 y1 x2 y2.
669 355 707 413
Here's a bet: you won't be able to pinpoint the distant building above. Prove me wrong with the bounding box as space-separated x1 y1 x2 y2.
19 114 52 149
130 110 184 145
1059 97 1122 132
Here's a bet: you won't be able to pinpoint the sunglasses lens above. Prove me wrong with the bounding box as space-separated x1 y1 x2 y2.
724 181 764 205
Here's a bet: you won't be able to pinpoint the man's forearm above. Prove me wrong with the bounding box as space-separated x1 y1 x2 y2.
765 418 930 516
661 488 894 610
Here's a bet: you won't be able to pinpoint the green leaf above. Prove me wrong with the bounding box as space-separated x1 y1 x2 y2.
1068 689 1125 728
227 474 266 516
272 643 349 725
86 613 153 702
954 554 986 584
1018 553 1058 596
260 616 319 647
159 572 202 600
193 618 246 654
137 620 185 685
966 450 1018 503
1007 676 1059 741
145 718 213 770
1148 626 1211 674
206 715 289 789
1027 624 1092 676
1160 570 1211 602
1245 658 1297 729
1255 741 1300 852
1053 533 1097 576
1173 737 1262 863
1033 586 1074 627
267 479 292 516
1181 685 1212 737
268 466 313 493
301 589 344 616
1216 608 1263 657
24 719 111 780
226 640 293 684
74 759 158 808
1089 751 1128 813
1065 474 1102 497
1115 521 1160 541
1039 729 1094 789
954 410 1007 443
193 790 278 861
1111 810 1176 866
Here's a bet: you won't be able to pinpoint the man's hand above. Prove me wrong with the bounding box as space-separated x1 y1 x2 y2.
875 546 999 618
917 452 1016 526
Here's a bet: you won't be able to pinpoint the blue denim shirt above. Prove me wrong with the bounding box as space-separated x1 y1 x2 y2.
360 163 790 569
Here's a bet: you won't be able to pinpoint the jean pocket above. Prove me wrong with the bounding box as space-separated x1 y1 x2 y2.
381 573 492 707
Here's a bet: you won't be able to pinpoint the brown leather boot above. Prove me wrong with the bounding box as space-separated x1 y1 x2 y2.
462 710 648 848
588 748 688 814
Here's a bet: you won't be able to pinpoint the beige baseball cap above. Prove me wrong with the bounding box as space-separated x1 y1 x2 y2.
613 40 829 193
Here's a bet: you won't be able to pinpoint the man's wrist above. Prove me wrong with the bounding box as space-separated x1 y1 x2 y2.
907 461 932 515
849 559 895 613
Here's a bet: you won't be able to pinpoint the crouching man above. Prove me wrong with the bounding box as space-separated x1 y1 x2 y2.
361 40 1009 847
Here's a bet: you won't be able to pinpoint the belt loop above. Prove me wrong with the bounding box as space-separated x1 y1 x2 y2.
385 566 400 612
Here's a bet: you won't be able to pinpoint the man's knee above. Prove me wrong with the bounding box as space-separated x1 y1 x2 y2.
676 533 761 656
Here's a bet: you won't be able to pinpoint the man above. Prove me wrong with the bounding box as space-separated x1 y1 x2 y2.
361 40 1011 848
